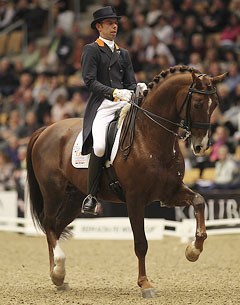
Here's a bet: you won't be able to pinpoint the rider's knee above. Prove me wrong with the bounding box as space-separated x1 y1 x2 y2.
93 146 105 157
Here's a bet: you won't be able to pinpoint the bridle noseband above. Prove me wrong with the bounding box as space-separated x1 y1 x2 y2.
129 81 217 141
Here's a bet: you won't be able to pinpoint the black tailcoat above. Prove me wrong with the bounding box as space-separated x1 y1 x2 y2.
81 39 136 155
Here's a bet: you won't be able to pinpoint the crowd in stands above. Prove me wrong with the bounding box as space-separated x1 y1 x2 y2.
0 0 240 215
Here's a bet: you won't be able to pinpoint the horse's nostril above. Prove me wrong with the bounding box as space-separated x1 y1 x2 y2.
195 145 202 153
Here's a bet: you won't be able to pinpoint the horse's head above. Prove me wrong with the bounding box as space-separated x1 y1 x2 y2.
179 71 227 156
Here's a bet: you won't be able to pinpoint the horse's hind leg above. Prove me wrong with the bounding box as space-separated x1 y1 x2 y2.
46 229 67 288
44 185 84 289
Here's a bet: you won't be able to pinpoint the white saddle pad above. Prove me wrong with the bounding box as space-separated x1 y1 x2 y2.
71 122 124 169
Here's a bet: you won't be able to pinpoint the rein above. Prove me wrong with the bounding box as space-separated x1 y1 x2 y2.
129 82 217 141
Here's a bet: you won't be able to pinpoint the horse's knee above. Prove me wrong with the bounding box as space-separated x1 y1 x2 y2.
192 193 205 210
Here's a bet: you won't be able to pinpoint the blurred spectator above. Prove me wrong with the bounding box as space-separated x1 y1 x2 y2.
223 62 240 92
13 0 48 41
23 40 41 71
48 26 73 73
145 33 175 67
201 0 229 33
51 94 71 122
170 36 189 65
216 83 232 113
67 91 86 118
223 84 240 138
132 12 152 47
219 13 240 49
117 16 133 47
129 34 146 74
112 0 128 16
35 91 51 126
13 72 33 105
209 125 235 163
17 111 40 145
0 110 23 145
145 0 162 26
66 36 86 74
189 33 206 59
203 47 219 71
54 0 74 35
0 0 15 31
188 52 203 71
153 14 174 45
0 58 19 97
32 72 50 101
0 150 15 191
4 134 20 168
48 75 68 106
182 15 202 47
212 145 240 189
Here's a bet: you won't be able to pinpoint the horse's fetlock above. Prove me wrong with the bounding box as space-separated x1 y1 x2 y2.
138 276 148 287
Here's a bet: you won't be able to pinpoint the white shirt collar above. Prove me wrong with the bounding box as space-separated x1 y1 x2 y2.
99 36 115 52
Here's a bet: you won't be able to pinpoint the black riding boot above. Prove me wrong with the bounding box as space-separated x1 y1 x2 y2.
81 152 105 215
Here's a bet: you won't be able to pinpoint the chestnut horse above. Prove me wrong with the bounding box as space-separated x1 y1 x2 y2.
26 66 225 298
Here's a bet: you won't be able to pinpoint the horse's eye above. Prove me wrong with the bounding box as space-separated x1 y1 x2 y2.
194 102 203 109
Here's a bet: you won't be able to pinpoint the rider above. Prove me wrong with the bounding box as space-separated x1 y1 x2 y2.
81 6 147 215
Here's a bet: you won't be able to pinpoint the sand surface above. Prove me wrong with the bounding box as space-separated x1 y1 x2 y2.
0 232 239 305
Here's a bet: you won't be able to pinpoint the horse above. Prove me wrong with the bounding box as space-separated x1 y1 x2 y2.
26 65 226 298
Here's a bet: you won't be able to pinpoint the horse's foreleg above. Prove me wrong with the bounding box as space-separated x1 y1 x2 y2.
127 205 157 298
185 193 207 262
46 230 68 289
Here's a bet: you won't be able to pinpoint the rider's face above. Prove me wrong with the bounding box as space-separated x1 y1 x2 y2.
96 18 118 41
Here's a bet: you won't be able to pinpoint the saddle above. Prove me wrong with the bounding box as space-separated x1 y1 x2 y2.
104 93 141 202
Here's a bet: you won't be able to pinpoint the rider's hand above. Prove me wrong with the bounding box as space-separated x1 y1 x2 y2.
137 82 147 94
113 89 133 102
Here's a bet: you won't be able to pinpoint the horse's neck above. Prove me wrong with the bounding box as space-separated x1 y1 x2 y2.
135 79 184 156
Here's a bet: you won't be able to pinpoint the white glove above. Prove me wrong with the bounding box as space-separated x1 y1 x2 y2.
137 82 147 94
113 89 133 102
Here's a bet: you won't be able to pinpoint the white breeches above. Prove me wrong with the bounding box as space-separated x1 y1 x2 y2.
92 99 128 157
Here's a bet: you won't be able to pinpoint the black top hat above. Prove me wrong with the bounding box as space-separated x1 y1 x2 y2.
91 6 121 29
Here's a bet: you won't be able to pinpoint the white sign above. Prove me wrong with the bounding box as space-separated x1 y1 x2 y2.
0 191 17 217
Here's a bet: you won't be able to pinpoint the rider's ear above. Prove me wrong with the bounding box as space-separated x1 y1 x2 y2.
210 72 228 85
191 71 202 89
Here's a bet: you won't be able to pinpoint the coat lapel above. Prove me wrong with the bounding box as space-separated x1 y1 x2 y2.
95 38 112 58
110 43 120 66
95 39 120 65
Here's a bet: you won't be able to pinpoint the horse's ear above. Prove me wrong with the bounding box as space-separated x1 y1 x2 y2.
210 72 228 85
191 71 202 88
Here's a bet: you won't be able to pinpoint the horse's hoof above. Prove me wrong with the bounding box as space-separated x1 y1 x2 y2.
185 242 201 262
50 271 65 287
142 288 158 298
56 282 70 291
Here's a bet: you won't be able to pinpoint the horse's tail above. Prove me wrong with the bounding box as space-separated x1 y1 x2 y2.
26 127 46 233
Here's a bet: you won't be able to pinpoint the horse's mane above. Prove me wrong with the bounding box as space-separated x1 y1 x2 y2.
142 65 201 98
119 65 201 127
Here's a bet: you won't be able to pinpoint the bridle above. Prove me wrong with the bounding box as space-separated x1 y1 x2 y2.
129 81 217 141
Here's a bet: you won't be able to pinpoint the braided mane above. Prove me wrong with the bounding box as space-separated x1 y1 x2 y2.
143 65 201 98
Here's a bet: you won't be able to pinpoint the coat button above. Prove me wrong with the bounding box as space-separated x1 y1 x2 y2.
120 69 123 72
109 67 111 70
